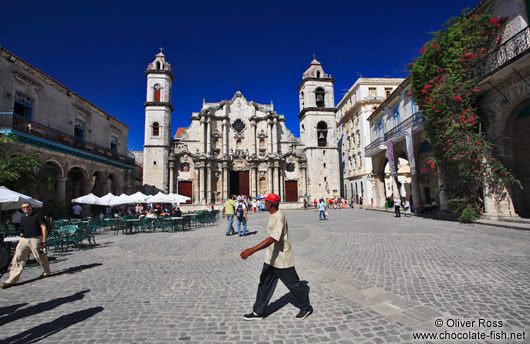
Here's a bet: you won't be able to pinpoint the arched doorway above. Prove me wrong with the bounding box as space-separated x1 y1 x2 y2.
108 174 117 195
66 167 87 201
39 161 61 202
91 171 105 196
507 104 530 217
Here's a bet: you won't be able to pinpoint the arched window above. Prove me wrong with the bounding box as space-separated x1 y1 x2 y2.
155 61 160 70
315 87 325 107
317 121 328 147
74 122 84 139
316 70 321 78
153 84 161 102
152 122 160 136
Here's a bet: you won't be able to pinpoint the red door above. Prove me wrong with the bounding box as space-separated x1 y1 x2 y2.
285 180 298 202
239 171 249 197
178 181 192 204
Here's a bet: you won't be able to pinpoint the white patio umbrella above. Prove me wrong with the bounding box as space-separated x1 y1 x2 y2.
146 192 190 204
109 192 149 206
94 192 118 206
71 193 100 205
0 186 43 211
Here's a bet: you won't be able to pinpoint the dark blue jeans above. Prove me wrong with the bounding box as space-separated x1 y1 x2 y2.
253 263 311 316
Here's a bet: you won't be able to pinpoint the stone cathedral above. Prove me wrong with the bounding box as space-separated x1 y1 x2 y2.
142 52 340 204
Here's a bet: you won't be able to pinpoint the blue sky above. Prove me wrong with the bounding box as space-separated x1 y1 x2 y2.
2 0 478 151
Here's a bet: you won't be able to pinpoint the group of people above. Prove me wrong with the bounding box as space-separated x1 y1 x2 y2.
310 197 363 211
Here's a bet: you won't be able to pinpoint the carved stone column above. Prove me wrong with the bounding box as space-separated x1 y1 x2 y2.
437 168 449 211
268 165 273 194
410 174 421 211
253 167 258 197
223 164 229 200
169 161 175 194
200 118 206 154
267 120 272 154
206 118 211 156
249 166 254 198
300 165 307 200
221 121 225 156
56 177 67 203
272 118 278 154
199 166 205 204
273 163 279 195
193 168 199 204
223 118 228 157
251 121 257 156
206 164 211 204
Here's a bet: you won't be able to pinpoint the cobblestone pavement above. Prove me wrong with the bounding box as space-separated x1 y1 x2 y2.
1 209 529 343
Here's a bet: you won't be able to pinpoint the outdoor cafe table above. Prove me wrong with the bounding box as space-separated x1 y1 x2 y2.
125 219 141 234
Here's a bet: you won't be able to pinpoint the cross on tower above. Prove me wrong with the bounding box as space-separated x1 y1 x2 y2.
313 53 316 60
159 47 164 53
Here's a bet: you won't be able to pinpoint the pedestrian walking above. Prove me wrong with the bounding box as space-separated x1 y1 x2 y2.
318 199 327 220
1 202 51 289
394 197 401 217
222 194 237 236
240 193 313 320
235 200 248 237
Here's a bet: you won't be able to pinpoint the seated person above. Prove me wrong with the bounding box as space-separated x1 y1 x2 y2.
145 209 156 218
174 207 182 217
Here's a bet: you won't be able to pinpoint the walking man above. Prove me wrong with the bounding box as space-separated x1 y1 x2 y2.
222 194 237 236
394 196 401 217
318 199 327 220
235 200 248 237
1 202 51 289
240 193 312 320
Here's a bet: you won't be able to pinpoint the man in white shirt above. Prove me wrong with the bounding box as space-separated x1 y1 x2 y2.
240 193 312 321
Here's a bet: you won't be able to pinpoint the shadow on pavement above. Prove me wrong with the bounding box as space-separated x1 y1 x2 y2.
15 263 102 287
0 306 103 344
0 290 90 326
0 303 28 316
264 281 310 318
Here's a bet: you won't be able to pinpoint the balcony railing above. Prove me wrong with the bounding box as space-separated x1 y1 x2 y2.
365 137 385 153
473 26 530 80
0 112 134 166
384 111 424 141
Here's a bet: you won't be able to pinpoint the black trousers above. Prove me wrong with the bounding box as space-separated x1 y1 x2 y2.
395 205 401 217
253 263 311 315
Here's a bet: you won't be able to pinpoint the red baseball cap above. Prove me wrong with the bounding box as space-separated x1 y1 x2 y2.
265 193 280 204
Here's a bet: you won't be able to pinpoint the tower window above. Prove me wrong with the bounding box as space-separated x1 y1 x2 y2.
315 88 325 107
369 88 377 97
316 70 321 78
152 122 160 136
110 136 118 151
385 88 392 97
317 121 328 147
155 61 160 70
14 92 33 119
153 84 161 102
74 122 84 139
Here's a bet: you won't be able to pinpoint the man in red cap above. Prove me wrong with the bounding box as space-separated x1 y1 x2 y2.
240 193 312 320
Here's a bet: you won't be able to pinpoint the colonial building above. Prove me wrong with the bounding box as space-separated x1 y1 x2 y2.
142 55 340 204
335 78 403 203
0 46 135 204
366 78 431 210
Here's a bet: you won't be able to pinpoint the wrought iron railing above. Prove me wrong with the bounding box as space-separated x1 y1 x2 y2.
384 111 424 141
0 112 135 166
365 137 385 153
473 26 530 80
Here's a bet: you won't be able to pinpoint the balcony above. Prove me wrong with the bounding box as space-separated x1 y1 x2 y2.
365 137 386 157
0 112 135 167
384 111 424 142
364 111 424 157
473 26 530 81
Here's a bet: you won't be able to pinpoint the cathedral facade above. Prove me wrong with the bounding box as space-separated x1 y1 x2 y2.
142 52 340 204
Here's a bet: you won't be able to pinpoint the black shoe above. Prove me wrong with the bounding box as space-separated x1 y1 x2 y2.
243 312 263 321
295 307 313 320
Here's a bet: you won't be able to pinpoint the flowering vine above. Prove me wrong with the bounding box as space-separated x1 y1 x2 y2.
409 11 519 220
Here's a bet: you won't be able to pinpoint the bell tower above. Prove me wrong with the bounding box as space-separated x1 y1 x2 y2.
298 58 340 200
143 50 174 193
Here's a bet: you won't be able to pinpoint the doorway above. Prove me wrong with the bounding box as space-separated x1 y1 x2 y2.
285 180 298 202
230 171 249 197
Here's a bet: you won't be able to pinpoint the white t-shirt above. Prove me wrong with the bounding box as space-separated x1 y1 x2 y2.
264 211 294 269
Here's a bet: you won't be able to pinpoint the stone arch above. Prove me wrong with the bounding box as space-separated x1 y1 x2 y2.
66 166 89 201
498 99 530 217
108 173 118 195
44 159 65 178
91 170 106 196
39 160 62 202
